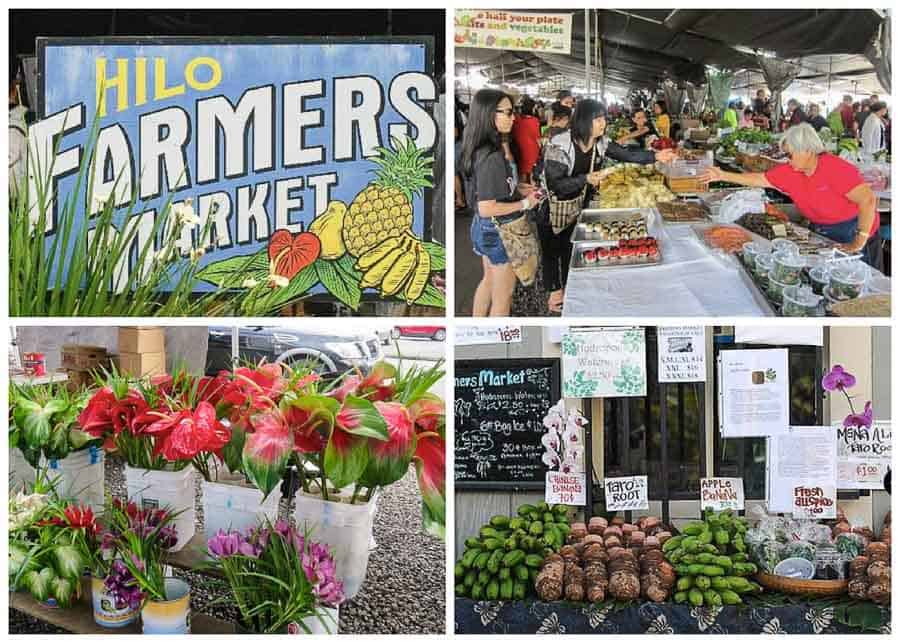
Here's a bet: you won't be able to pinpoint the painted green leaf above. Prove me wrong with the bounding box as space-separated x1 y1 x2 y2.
317 260 361 310
263 262 319 310
412 283 445 308
422 242 446 271
197 252 268 288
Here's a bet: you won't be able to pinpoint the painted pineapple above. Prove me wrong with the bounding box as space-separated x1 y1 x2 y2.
343 136 434 303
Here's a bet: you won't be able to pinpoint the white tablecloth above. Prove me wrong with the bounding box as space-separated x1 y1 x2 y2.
563 222 770 316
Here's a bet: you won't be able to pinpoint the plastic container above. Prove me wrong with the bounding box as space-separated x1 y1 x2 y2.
741 241 766 269
807 265 831 295
771 251 805 285
771 238 799 256
141 577 190 634
774 557 816 580
201 479 281 543
782 285 822 317
124 465 195 551
829 263 867 300
767 270 793 304
293 489 380 600
753 253 774 280
46 447 105 512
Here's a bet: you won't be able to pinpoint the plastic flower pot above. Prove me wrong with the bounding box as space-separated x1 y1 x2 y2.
91 576 138 628
124 465 195 551
141 578 191 634
293 489 380 599
299 606 340 634
45 447 105 512
201 479 281 544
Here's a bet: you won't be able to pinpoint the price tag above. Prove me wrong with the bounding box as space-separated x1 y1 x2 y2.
545 471 586 506
700 477 744 511
604 475 648 511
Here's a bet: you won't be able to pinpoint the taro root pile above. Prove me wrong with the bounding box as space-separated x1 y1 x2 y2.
848 512 891 606
534 515 675 603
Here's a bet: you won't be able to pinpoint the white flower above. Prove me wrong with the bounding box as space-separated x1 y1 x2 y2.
242 277 259 289
541 450 560 468
269 274 289 288
173 200 200 226
92 194 111 211
190 247 205 262
541 431 560 451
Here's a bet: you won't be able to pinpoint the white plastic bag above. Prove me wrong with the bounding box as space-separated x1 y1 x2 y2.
718 189 766 223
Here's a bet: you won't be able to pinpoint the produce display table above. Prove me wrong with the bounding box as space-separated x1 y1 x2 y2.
455 598 890 635
11 577 234 634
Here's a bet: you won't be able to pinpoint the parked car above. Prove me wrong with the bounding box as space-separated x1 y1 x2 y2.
206 326 382 377
376 328 392 345
390 326 446 341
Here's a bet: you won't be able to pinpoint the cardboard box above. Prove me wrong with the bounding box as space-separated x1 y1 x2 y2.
61 345 109 371
119 327 165 354
117 352 166 377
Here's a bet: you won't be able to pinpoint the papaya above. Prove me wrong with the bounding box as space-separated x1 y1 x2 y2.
683 522 706 536
525 554 544 569
536 501 549 513
480 526 500 539
517 504 537 517
499 578 513 600
499 567 511 581
687 564 705 576
509 518 525 531
456 583 468 597
698 528 713 545
552 504 569 516
504 536 518 551
513 580 527 600
714 556 733 569
714 529 730 545
711 577 729 591
529 522 544 536
663 535 684 552
543 512 555 524
483 538 503 551
455 563 465 579
478 570 492 585
696 553 716 564
465 538 481 549
726 576 753 593
515 565 530 581
502 550 526 568
464 570 477 588
682 554 697 565
474 552 492 570
487 549 504 574
461 548 480 568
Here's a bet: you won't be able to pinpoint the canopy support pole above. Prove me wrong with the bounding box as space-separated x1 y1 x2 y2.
585 8 591 96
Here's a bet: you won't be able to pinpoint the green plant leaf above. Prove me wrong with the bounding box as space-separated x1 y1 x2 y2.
316 259 361 310
412 283 445 308
338 395 389 440
422 242 446 271
262 262 320 310
324 432 369 489
197 252 268 288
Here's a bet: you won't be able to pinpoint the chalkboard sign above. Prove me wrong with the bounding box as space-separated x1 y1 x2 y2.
455 358 561 489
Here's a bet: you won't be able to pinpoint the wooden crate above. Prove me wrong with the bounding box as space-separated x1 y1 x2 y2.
665 175 708 194
60 345 109 371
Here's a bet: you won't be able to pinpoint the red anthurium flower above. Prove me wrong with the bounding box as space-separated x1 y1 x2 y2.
159 402 231 461
77 387 117 438
110 390 150 436
268 230 321 279
243 410 294 500
62 505 99 537
327 375 362 403
324 395 389 488
413 432 445 539
360 402 416 488
358 362 397 401
408 394 445 434
283 398 336 454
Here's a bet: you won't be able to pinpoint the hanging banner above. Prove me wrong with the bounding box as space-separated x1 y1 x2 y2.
546 471 587 506
657 326 706 383
455 326 522 346
700 477 745 512
561 328 646 398
454 10 573 55
33 37 443 310
767 426 837 514
604 475 649 511
719 348 789 437
836 420 892 489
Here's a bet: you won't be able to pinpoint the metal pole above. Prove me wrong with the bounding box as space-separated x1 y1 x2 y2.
585 8 591 96
231 327 240 368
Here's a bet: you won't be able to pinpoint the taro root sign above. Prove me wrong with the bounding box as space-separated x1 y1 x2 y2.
33 37 443 309
604 475 648 511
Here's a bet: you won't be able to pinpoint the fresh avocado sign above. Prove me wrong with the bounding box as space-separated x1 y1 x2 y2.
33 37 443 309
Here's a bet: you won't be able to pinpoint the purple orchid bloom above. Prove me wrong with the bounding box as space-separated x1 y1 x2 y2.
822 365 856 392
843 401 873 429
208 529 243 558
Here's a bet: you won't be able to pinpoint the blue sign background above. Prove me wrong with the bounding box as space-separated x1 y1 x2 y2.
39 38 434 295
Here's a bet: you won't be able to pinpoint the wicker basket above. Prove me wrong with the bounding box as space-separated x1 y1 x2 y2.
755 572 848 597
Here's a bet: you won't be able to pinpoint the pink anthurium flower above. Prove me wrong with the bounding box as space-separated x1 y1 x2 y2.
408 393 445 434
360 402 416 488
358 362 397 401
413 431 445 539
324 395 389 488
242 411 293 500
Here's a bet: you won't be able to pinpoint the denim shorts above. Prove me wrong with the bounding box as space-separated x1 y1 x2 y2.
471 214 509 265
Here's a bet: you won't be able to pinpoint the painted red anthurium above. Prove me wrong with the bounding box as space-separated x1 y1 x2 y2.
324 395 389 489
359 401 416 488
268 229 321 280
242 410 294 500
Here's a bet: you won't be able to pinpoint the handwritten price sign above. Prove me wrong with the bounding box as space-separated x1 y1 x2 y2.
604 475 648 511
700 478 744 511
545 471 586 506
792 484 836 519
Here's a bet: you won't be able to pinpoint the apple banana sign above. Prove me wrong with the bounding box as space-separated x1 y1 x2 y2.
34 37 444 309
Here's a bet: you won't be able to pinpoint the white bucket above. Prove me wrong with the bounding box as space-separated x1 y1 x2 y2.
124 465 195 551
46 447 106 512
201 479 281 542
298 606 339 634
9 449 36 492
293 490 379 599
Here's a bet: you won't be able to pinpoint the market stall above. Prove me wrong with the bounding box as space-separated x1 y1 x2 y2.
454 325 892 635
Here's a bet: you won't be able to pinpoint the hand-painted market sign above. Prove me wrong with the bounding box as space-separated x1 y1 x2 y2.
33 37 443 309
561 328 646 398
455 10 573 54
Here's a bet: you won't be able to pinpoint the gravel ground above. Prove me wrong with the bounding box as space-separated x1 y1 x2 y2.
10 455 445 634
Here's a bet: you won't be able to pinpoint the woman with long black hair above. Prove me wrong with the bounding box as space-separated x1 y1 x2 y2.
459 88 541 316
540 99 676 313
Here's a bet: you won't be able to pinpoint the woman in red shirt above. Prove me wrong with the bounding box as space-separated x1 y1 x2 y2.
700 123 881 270
511 96 542 183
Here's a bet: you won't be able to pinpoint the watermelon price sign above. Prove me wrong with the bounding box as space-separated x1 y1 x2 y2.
33 37 443 310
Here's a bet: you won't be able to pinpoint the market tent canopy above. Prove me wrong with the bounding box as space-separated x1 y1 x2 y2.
456 9 887 100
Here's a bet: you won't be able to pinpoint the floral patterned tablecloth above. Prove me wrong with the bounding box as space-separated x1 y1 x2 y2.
455 599 890 635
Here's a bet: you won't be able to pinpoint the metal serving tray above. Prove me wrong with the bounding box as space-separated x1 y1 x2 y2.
570 208 654 243
569 240 663 271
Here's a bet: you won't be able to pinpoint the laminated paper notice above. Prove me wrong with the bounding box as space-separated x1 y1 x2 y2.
720 349 789 437
767 426 837 514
